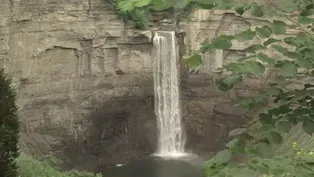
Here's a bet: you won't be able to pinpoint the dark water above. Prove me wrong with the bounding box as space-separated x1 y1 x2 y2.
101 155 203 177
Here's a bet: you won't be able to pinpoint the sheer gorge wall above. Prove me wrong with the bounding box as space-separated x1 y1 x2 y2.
0 0 269 169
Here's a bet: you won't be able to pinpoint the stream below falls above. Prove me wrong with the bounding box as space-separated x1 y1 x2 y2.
100 155 203 177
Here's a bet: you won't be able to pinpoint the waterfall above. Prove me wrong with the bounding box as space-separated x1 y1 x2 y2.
152 31 186 157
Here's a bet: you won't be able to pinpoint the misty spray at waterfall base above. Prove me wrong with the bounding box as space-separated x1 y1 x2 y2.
153 31 186 157
100 31 203 177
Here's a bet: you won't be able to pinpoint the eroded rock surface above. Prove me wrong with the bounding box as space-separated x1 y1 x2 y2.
1 0 250 170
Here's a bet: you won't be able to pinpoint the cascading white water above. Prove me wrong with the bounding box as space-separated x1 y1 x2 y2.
152 31 186 157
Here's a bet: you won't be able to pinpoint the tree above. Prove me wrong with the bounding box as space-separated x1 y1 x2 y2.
0 67 20 177
183 0 314 176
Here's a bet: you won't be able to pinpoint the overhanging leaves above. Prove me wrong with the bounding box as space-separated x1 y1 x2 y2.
300 9 314 16
223 75 243 86
243 44 266 53
211 35 233 49
266 131 283 144
224 61 265 75
250 4 263 17
195 2 215 9
298 16 314 25
302 119 314 135
263 38 280 46
182 1 314 176
256 143 273 158
234 29 256 41
183 54 203 69
271 20 286 34
234 3 250 15
279 62 297 77
255 26 272 38
213 149 232 165
277 121 293 133
257 53 275 65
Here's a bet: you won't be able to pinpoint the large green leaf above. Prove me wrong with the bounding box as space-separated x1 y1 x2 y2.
259 113 274 125
199 43 213 53
213 0 233 10
226 138 239 149
257 53 275 65
256 143 273 158
133 0 152 7
183 54 202 69
224 61 265 75
226 138 245 153
284 37 300 47
284 51 302 59
234 29 255 41
230 167 260 177
249 161 269 174
263 38 280 47
234 3 251 15
213 149 232 165
298 16 314 25
250 4 263 17
248 61 266 75
276 120 293 133
255 26 272 38
238 97 257 110
266 131 283 144
271 20 286 34
296 58 313 69
218 75 243 91
302 119 314 136
300 9 314 16
244 44 266 53
272 45 289 54
223 75 243 86
217 78 234 91
211 35 233 49
118 0 135 11
238 55 256 62
259 124 275 134
279 62 297 77
195 2 215 9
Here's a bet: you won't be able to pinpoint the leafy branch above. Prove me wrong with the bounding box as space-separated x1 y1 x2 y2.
184 1 314 176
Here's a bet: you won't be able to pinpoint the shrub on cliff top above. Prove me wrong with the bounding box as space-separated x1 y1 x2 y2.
0 67 20 177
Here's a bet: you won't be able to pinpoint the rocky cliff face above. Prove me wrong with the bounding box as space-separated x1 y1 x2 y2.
1 0 249 170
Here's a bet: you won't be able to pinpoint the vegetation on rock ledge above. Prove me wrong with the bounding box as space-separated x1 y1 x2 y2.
106 0 194 28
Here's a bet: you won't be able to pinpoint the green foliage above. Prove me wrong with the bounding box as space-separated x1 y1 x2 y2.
118 8 150 29
114 0 253 29
106 0 195 29
183 0 314 176
17 154 102 177
0 67 20 177
106 0 150 29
